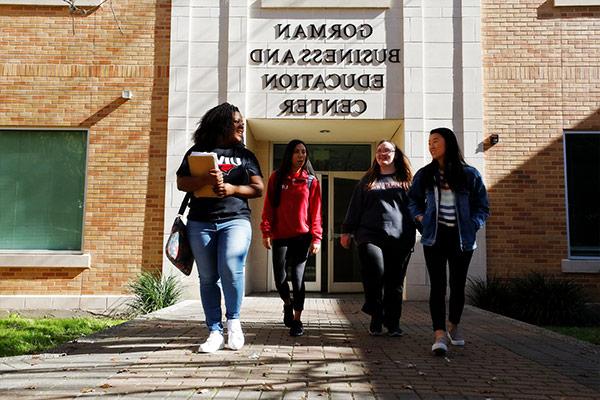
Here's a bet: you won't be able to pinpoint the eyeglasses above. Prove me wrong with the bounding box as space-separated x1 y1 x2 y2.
376 149 395 155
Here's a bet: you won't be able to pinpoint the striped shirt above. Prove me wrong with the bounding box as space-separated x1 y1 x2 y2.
439 188 456 227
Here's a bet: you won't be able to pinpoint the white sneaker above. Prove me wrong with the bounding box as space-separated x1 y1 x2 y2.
431 335 449 356
198 330 224 353
447 327 465 346
227 319 244 350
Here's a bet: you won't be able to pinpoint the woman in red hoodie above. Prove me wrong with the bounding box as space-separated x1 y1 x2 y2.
261 139 322 336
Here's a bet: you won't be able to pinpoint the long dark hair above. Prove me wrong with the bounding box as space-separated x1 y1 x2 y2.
427 127 467 190
363 140 412 189
192 102 240 150
272 139 315 208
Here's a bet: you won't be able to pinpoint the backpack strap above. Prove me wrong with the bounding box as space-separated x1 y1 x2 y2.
307 174 315 191
306 175 316 231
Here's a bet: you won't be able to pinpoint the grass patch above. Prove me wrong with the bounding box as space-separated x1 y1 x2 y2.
545 326 600 345
0 314 126 357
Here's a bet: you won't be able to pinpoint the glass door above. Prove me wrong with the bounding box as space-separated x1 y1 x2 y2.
328 172 364 292
302 173 322 291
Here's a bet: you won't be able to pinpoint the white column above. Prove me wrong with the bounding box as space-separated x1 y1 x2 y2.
165 0 249 299
403 0 485 300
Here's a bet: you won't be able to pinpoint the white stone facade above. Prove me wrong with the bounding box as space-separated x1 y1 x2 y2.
165 0 485 300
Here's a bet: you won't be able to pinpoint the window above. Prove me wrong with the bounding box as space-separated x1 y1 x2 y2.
554 0 600 6
564 131 600 258
0 129 87 251
273 143 371 172
261 0 390 8
0 1 102 5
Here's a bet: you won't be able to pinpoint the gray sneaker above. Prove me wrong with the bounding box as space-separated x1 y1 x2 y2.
447 327 465 346
431 335 449 356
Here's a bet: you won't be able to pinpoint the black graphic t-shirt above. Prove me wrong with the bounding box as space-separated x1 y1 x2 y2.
342 174 416 245
177 144 263 222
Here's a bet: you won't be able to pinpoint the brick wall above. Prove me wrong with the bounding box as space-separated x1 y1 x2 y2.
482 0 600 299
0 1 170 295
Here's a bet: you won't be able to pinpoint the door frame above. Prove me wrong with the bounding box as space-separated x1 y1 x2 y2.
327 172 364 293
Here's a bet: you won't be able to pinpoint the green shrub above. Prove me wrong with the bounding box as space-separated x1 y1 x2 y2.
127 271 182 317
467 276 513 316
467 272 590 326
510 272 588 326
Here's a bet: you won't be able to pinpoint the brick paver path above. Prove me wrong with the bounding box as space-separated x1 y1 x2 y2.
1 295 598 399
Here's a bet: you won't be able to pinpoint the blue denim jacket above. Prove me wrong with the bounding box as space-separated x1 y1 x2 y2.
407 164 489 251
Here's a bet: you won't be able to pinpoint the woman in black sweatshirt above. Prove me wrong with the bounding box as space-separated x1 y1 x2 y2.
341 140 416 336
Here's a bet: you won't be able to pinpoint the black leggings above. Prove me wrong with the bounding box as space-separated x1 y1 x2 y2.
423 225 474 331
357 237 413 329
272 234 311 312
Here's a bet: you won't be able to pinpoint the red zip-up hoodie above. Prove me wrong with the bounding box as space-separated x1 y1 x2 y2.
260 169 322 244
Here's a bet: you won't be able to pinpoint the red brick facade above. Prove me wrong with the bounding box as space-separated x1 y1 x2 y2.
0 1 170 295
1 1 598 302
482 0 600 299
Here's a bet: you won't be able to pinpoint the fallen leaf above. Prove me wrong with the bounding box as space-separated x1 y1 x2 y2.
259 383 274 391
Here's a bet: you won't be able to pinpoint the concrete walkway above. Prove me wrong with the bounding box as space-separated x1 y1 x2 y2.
0 295 598 399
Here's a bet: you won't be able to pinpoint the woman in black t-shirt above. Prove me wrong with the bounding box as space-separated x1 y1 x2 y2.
176 103 264 353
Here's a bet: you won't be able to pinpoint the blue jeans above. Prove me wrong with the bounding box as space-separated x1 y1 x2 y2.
187 218 252 332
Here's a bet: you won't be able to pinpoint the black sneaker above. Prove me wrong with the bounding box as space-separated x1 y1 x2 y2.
388 326 404 337
369 317 383 336
283 304 293 327
289 320 304 336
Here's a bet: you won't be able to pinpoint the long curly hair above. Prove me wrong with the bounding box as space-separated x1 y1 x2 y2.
271 139 315 208
192 102 240 150
362 140 412 189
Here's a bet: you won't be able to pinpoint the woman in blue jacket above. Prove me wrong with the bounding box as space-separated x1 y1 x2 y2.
408 128 489 356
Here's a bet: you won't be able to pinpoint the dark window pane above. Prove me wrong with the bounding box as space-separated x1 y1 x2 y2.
0 130 87 250
565 132 600 257
333 177 362 282
273 144 371 172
